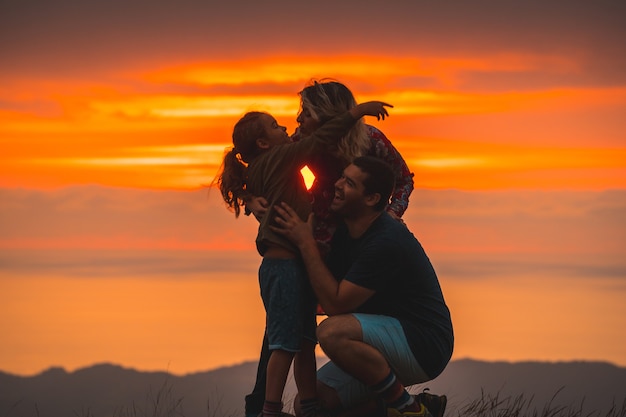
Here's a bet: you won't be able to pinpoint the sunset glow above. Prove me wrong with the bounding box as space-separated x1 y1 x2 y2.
2 74 625 190
1 0 625 378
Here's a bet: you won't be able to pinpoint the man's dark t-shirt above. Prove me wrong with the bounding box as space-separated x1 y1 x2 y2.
326 212 454 378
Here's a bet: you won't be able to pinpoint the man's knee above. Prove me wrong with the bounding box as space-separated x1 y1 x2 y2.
316 314 362 351
315 318 336 345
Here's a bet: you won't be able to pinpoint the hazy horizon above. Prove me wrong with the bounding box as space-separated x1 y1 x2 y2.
3 355 626 378
2 186 624 376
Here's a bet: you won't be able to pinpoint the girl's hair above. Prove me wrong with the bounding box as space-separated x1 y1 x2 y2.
216 111 267 217
299 79 370 165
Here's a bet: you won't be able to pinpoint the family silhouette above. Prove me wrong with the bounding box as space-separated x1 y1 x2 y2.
214 79 452 417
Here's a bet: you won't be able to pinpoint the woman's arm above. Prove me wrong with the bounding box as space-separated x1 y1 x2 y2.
366 125 414 218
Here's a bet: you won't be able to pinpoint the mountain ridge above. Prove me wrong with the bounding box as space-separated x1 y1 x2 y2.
2 359 625 417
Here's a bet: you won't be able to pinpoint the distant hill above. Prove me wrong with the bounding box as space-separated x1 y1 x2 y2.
1 359 625 417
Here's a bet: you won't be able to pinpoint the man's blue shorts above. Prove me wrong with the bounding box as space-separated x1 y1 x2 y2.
317 313 430 408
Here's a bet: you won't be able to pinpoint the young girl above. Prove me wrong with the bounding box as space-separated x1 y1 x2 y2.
216 101 391 417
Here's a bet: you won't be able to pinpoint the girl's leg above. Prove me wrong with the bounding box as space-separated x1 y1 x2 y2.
265 349 295 404
293 339 317 398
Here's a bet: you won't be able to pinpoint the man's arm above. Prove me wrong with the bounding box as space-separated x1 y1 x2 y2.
270 202 374 315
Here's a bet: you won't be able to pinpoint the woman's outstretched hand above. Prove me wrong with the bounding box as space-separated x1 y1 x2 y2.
350 101 393 121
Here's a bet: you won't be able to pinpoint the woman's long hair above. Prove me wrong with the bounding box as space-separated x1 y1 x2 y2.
299 79 370 165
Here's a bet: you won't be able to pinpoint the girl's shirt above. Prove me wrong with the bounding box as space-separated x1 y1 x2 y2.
246 112 358 257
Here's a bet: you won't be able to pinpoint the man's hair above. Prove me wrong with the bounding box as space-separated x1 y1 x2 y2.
352 156 395 212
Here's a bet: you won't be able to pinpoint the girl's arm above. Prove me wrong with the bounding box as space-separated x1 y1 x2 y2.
243 195 269 220
245 102 393 221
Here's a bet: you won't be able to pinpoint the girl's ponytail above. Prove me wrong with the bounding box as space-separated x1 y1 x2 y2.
213 111 266 217
217 148 247 217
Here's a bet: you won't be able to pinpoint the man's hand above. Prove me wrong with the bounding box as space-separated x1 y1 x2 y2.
271 203 376 316
270 202 316 249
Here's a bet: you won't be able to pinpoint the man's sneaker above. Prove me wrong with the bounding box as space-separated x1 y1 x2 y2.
387 401 432 417
415 389 447 417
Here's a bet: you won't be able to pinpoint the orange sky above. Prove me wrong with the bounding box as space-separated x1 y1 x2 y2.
2 57 625 190
1 0 625 376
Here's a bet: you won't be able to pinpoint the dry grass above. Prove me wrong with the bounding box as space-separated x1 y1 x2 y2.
10 381 626 417
105 386 626 417
452 390 626 417
111 378 185 417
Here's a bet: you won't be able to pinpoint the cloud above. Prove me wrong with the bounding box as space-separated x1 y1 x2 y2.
0 248 260 278
1 186 624 282
2 1 624 193
402 188 626 280
1 0 624 89
0 186 258 250
0 186 263 277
